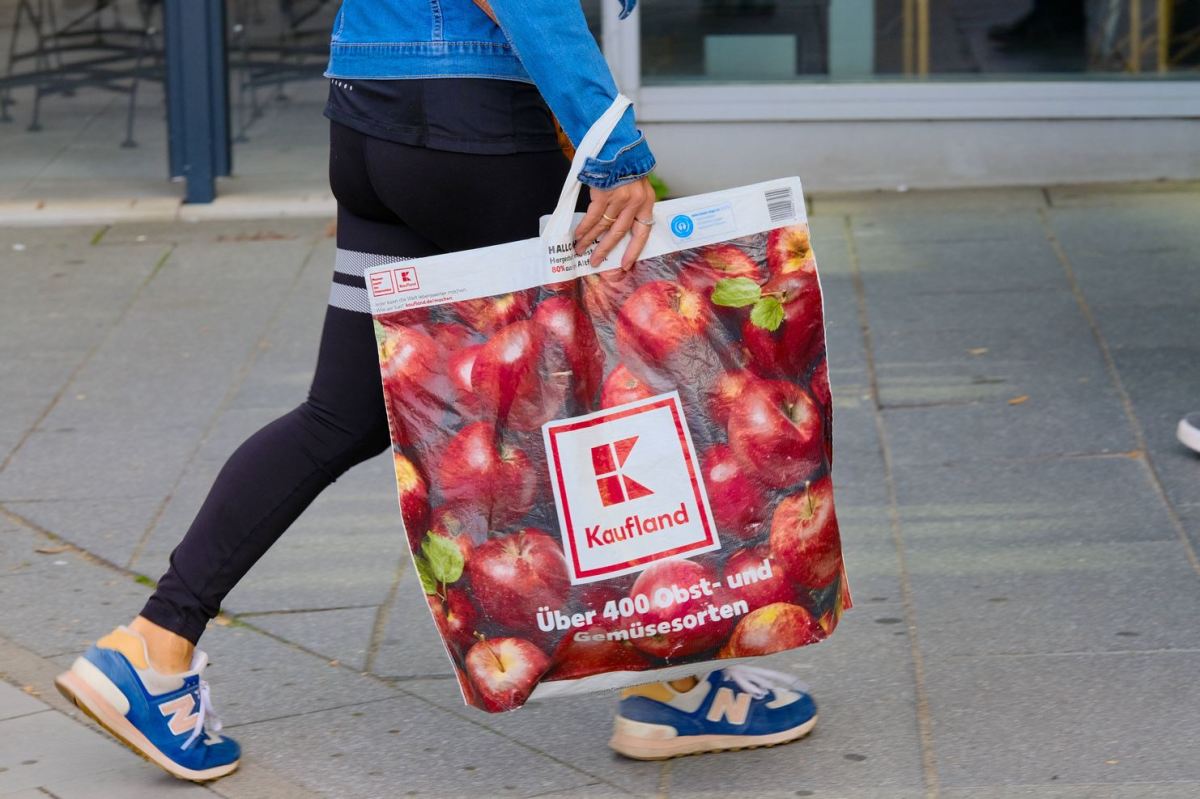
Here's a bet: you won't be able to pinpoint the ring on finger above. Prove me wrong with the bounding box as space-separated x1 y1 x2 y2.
634 217 655 227
601 213 618 224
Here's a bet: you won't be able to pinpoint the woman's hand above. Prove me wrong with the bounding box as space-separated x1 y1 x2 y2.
573 177 657 270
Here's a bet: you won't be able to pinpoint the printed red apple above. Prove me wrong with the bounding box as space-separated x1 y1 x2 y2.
465 636 549 712
809 358 833 465
576 575 635 613
706 369 760 429
600 364 654 409
680 243 764 299
628 559 733 660
767 224 816 279
471 320 563 431
426 322 476 354
379 324 446 445
741 272 823 378
616 280 710 365
580 267 638 321
769 477 842 590
447 344 483 418
435 422 535 528
533 296 603 408
720 602 819 658
455 290 533 334
427 588 479 652
394 452 431 551
467 529 570 630
723 547 796 610
700 445 765 539
728 380 823 489
544 622 654 681
427 502 488 565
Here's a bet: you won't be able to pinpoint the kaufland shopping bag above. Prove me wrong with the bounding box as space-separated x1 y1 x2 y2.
365 96 850 713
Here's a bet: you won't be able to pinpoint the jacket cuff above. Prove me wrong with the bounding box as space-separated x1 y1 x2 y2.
578 134 657 190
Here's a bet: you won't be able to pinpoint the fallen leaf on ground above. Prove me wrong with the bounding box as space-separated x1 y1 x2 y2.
968 347 988 356
35 545 70 555
1007 395 1030 405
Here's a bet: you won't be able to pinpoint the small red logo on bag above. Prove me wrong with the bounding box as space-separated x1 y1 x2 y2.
591 437 654 507
369 266 420 297
544 392 720 584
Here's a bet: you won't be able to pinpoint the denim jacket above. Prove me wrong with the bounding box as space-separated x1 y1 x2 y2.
326 0 654 189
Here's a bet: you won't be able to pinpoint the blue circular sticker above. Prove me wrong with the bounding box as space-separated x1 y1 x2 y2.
670 214 695 238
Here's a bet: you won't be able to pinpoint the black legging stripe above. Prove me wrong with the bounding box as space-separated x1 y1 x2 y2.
141 122 574 643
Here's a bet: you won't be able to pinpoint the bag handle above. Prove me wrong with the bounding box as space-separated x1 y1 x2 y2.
540 94 634 248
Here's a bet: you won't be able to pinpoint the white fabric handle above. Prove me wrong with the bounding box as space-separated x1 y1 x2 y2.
541 94 634 247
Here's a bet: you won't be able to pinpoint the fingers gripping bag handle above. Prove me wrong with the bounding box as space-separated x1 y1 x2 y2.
540 94 633 259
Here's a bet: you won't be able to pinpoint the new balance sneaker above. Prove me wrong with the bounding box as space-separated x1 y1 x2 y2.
1178 413 1200 454
609 666 817 760
54 626 239 781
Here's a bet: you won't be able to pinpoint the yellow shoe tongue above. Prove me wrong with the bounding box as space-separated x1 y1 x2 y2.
98 628 151 670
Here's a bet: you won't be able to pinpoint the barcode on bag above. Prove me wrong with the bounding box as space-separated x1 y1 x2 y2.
764 187 796 224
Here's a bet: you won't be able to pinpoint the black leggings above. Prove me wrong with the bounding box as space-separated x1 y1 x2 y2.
141 122 572 644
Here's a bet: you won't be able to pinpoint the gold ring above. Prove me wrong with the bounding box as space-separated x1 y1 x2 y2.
634 217 655 227
601 213 618 223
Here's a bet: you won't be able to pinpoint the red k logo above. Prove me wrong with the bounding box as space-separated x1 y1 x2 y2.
591 436 654 507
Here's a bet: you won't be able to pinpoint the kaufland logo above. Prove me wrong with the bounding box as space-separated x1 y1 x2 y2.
543 392 721 585
591 437 653 507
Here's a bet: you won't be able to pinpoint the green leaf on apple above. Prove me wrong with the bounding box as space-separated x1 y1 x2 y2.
750 296 785 332
422 533 464 585
414 553 438 595
710 277 762 308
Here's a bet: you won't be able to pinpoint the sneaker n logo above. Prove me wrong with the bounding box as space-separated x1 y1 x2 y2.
159 695 199 736
706 687 752 725
590 436 653 507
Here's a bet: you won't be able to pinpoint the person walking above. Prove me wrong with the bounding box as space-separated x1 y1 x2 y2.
54 0 817 781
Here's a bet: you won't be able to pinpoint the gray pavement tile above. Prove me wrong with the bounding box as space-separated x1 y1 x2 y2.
0 682 45 721
881 393 1136 467
924 651 1200 788
178 623 397 726
24 763 210 799
1046 183 1200 211
940 785 1200 798
228 694 601 799
244 606 379 674
0 706 192 796
101 217 330 248
0 425 204 502
863 283 1083 337
0 538 149 658
892 456 1180 546
905 540 1200 656
2 496 163 570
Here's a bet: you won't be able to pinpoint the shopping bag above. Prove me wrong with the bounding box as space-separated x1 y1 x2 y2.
366 95 850 712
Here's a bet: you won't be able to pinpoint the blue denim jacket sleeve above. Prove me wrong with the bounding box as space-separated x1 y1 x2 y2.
486 0 655 190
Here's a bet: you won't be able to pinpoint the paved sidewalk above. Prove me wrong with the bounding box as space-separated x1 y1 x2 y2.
1 183 1199 798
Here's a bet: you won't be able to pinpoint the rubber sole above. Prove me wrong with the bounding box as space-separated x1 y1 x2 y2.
608 715 817 761
1178 417 1200 454
55 667 238 782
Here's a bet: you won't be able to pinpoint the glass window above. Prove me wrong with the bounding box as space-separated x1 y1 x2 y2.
640 0 1200 83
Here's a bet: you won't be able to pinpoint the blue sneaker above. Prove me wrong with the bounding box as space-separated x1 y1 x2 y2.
610 666 817 760
54 626 239 781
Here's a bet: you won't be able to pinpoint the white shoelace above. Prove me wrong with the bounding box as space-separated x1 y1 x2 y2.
720 665 810 700
181 680 223 751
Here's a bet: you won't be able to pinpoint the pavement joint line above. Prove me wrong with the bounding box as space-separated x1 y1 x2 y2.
362 550 410 675
0 242 175 477
234 603 383 618
1038 207 1200 580
844 213 942 799
123 232 324 571
656 760 671 799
